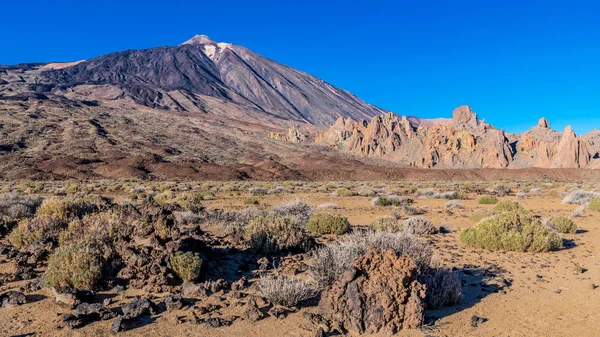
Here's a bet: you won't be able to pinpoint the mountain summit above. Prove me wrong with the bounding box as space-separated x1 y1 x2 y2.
39 35 385 127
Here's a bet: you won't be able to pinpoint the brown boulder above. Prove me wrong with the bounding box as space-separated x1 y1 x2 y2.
318 247 426 334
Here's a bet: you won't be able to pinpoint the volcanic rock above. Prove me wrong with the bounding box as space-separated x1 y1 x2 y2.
318 247 426 334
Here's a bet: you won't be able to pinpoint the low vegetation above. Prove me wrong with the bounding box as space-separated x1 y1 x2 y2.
478 195 498 204
306 213 350 235
543 216 577 234
170 252 203 282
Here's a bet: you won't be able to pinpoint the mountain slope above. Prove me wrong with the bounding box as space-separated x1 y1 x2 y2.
40 35 385 127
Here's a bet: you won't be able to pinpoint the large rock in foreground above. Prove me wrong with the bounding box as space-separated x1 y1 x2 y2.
318 248 426 334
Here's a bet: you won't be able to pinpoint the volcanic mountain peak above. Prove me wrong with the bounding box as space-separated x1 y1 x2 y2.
182 34 217 45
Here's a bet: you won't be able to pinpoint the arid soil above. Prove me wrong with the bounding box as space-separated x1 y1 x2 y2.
0 180 599 337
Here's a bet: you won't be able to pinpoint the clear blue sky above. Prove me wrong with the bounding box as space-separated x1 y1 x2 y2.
3 0 600 134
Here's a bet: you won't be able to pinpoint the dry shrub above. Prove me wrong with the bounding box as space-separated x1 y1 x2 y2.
444 200 464 209
543 216 577 234
401 217 437 236
258 275 317 307
36 197 93 221
9 217 64 249
493 200 522 212
306 214 349 235
369 216 401 232
469 208 496 223
562 191 600 205
309 231 432 287
269 199 313 226
420 268 463 309
170 252 203 282
244 216 313 253
45 242 103 290
317 203 338 209
371 195 412 207
0 193 43 219
460 208 562 252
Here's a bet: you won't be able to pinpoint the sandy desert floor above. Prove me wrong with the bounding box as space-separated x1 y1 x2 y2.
0 182 599 337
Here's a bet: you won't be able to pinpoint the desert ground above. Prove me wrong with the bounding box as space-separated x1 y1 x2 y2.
0 179 599 337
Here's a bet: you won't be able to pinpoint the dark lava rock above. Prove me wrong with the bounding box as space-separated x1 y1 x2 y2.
470 315 487 327
242 297 264 322
0 290 26 308
121 297 157 318
204 316 234 328
62 303 116 329
164 295 184 311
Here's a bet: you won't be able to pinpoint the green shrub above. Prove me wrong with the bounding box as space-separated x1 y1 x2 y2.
306 214 350 235
335 188 355 197
45 242 103 290
244 216 313 253
544 216 577 234
469 209 495 223
460 210 562 252
244 198 259 205
478 195 498 205
588 197 600 211
9 217 64 249
369 216 401 232
493 200 522 212
170 252 203 282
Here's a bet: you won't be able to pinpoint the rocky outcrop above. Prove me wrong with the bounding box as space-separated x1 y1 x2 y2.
268 126 306 143
318 248 426 334
316 108 595 169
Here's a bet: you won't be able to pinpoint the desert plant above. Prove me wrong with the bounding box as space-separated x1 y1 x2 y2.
572 205 586 217
444 200 464 209
357 188 376 196
249 187 267 196
492 184 511 196
9 217 64 249
36 197 93 222
335 188 355 197
402 217 437 236
469 209 495 223
244 216 313 253
244 198 259 205
317 203 338 209
170 252 203 282
543 216 577 234
478 195 498 205
270 199 313 225
45 242 103 290
0 193 43 219
460 209 562 252
401 204 427 215
371 195 412 207
309 231 432 287
493 200 522 212
420 268 463 309
588 196 600 211
369 216 401 232
306 214 350 235
258 275 318 307
562 190 600 205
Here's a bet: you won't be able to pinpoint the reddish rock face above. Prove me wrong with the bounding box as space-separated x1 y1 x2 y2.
316 107 594 169
318 248 426 334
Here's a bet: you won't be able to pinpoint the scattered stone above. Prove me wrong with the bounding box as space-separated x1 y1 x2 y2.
182 281 201 297
204 316 234 328
50 288 93 309
470 315 487 327
0 290 26 308
62 303 116 329
21 278 43 293
268 306 291 320
121 297 157 317
242 297 264 322
103 298 113 307
319 248 426 334
164 295 184 311
231 276 248 291
313 327 326 337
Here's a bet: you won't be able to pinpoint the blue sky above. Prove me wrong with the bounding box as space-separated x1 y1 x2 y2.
3 0 600 134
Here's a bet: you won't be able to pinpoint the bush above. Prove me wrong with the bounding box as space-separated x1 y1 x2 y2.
572 205 585 217
270 199 313 226
249 187 267 196
543 216 577 234
401 204 427 215
562 191 600 205
469 209 495 223
170 252 203 282
244 198 259 205
460 209 562 252
493 200 522 212
45 242 103 290
371 195 412 207
317 203 338 209
9 217 64 249
369 216 401 232
309 231 432 287
357 188 376 196
244 216 313 253
421 268 463 309
478 195 498 205
402 217 437 236
306 214 350 235
36 197 92 221
0 193 43 219
335 188 355 197
258 275 317 307
176 193 205 212
444 200 464 209
492 184 511 196
588 196 600 211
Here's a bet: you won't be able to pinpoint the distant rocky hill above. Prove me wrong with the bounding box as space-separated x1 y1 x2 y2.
0 36 599 180
315 106 600 169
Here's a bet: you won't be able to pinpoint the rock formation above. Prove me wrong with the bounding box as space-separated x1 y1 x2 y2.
319 248 425 334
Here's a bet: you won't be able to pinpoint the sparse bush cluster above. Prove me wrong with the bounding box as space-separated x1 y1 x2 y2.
244 216 313 253
478 195 498 204
306 213 350 235
45 242 103 290
371 195 412 207
562 190 600 205
543 216 577 234
461 205 562 252
170 252 203 282
258 275 318 307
